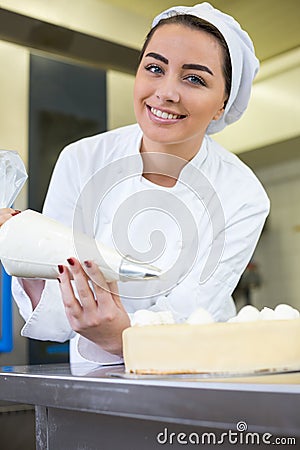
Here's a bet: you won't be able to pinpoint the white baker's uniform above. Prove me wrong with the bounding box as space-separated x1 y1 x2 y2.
12 124 270 363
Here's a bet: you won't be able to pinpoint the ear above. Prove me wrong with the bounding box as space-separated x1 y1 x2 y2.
212 102 226 121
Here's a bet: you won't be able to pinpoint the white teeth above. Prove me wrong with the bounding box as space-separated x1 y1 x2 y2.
150 107 179 120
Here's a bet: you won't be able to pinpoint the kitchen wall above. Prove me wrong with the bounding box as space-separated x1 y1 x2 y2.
0 40 29 211
0 0 149 49
250 157 300 311
215 49 300 153
107 70 135 130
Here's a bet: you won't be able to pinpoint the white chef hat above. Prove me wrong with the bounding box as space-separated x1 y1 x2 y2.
152 2 259 134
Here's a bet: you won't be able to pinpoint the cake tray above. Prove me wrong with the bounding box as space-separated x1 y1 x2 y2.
108 367 300 381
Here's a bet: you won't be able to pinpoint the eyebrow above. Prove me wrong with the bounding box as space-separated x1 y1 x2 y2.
145 52 214 76
182 63 214 76
145 52 168 65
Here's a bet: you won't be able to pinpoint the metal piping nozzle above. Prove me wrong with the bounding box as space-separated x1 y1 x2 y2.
119 258 161 281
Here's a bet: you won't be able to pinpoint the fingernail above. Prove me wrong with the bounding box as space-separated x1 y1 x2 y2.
57 277 61 283
67 258 75 266
84 260 92 268
58 265 64 274
11 211 21 216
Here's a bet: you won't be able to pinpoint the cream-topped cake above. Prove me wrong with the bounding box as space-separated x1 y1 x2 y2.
123 305 300 374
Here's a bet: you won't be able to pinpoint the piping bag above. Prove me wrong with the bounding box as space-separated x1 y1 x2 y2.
0 150 27 209
0 151 161 282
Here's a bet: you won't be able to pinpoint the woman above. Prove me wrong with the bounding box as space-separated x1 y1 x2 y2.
0 3 269 363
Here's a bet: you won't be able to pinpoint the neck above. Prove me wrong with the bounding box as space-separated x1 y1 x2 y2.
140 135 204 187
141 135 204 160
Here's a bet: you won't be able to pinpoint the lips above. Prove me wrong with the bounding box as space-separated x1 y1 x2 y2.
147 105 186 121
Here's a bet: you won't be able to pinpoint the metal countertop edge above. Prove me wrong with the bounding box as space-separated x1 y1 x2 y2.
0 371 300 436
0 369 300 394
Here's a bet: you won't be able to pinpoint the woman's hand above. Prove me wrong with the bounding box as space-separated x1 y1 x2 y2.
58 257 130 356
0 208 21 226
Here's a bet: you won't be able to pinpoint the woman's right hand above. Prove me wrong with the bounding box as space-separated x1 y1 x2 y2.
0 208 21 227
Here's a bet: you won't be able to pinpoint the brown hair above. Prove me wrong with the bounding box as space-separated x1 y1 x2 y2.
139 14 232 101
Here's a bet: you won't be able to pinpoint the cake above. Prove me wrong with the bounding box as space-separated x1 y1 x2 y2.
123 305 300 375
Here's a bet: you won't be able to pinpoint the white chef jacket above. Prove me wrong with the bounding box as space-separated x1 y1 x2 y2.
12 124 270 364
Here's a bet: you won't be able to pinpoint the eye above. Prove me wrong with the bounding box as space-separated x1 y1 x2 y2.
145 64 164 75
184 74 206 87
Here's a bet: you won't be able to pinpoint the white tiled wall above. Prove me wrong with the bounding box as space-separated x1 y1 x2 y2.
250 157 300 311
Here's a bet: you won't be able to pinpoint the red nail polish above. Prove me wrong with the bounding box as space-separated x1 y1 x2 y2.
11 211 21 216
67 258 75 266
58 265 64 274
84 260 92 268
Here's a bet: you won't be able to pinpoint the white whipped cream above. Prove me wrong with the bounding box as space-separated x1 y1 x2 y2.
131 307 214 327
260 307 276 320
228 305 260 323
274 304 300 320
229 303 300 323
131 303 300 327
131 310 175 326
186 307 214 325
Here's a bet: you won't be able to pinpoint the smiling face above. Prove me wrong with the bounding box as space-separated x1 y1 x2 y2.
134 23 228 159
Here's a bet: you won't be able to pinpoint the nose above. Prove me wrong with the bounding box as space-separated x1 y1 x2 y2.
155 75 180 103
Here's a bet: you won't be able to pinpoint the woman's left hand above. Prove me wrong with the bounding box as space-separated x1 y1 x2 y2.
58 257 130 356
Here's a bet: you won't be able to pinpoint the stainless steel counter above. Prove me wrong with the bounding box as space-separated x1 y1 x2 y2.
0 363 299 449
